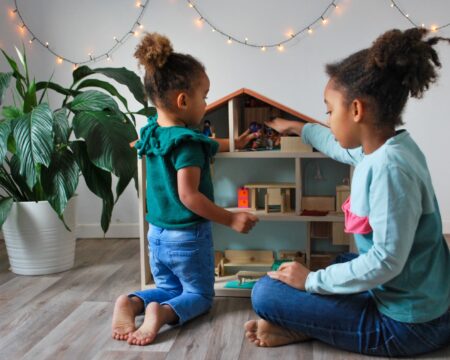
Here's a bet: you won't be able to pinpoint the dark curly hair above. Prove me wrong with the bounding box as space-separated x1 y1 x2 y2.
134 32 206 109
326 28 450 127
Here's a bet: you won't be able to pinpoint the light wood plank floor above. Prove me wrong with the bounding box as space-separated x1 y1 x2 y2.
1 238 449 360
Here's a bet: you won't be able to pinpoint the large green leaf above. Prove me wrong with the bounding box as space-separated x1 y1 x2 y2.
14 45 30 86
75 79 130 112
0 72 12 105
72 110 137 177
41 147 79 216
135 106 156 118
71 141 114 233
36 81 79 97
23 79 37 113
14 103 54 189
9 155 33 199
53 108 70 144
1 49 26 98
69 90 119 113
72 66 147 106
0 197 13 230
0 119 11 164
2 106 22 120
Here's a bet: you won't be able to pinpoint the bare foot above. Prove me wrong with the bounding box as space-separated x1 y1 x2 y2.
244 319 310 347
128 302 177 346
111 295 142 341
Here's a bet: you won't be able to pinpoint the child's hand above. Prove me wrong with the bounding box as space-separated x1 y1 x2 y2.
230 212 259 233
267 261 311 290
265 117 304 136
235 129 260 150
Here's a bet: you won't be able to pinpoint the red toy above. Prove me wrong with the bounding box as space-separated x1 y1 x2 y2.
238 187 250 208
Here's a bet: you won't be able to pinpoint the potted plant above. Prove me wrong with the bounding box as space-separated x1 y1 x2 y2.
0 46 153 275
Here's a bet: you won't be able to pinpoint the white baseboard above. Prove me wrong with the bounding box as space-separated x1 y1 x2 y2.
75 223 140 239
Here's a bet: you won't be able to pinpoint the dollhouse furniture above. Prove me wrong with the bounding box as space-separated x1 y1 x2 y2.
243 183 296 213
138 88 355 297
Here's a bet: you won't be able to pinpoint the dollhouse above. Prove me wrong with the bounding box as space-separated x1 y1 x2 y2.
138 88 355 296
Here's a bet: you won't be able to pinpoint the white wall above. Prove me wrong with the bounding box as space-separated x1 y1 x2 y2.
1 0 449 236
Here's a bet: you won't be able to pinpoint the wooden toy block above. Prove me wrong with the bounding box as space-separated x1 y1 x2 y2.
220 249 274 276
245 183 295 213
215 251 224 276
301 196 335 212
264 188 284 213
310 222 332 239
332 222 352 245
278 250 307 265
237 187 250 208
336 185 350 213
280 136 313 153
237 270 266 285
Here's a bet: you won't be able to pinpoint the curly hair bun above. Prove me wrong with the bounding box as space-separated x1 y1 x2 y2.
368 28 448 98
134 32 173 74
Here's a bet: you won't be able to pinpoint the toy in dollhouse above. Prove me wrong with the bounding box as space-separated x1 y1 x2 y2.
244 122 281 151
202 119 215 137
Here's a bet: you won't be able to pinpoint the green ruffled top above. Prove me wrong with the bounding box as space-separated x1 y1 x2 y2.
135 115 219 229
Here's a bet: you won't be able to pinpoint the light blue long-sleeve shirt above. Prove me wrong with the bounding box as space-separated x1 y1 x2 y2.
302 123 450 323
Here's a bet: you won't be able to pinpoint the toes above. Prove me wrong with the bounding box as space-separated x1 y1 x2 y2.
244 320 258 332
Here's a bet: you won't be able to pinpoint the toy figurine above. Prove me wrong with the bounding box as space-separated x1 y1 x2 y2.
202 119 214 137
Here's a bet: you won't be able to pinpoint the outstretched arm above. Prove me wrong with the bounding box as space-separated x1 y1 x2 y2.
214 129 259 152
177 166 258 233
266 117 363 166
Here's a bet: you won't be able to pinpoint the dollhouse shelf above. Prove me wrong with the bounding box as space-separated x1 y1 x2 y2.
142 275 253 297
226 208 345 222
215 151 327 159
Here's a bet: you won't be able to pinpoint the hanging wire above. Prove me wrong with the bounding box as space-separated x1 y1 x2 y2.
185 0 340 50
12 0 150 66
389 0 449 32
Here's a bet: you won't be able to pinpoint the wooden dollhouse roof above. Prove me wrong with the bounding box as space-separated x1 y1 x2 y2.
205 88 320 124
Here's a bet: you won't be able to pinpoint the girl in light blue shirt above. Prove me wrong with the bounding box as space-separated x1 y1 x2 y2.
245 28 450 357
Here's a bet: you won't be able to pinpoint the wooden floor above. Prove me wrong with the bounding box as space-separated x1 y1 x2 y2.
0 238 449 360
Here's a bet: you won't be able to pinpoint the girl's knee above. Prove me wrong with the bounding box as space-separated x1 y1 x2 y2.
251 276 278 315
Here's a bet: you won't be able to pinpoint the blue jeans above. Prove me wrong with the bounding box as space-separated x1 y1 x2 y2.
130 221 215 325
251 253 450 357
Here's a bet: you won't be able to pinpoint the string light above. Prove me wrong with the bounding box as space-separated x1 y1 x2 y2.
10 0 150 66
185 0 341 51
389 0 450 32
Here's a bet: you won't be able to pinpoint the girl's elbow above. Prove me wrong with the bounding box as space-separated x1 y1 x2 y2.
179 191 196 208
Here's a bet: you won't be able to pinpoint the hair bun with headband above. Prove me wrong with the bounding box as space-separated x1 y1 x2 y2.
134 32 173 75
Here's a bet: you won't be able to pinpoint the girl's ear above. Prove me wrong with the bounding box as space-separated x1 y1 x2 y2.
351 98 365 124
176 92 188 110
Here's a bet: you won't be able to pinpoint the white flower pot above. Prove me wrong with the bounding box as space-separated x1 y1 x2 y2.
2 198 77 275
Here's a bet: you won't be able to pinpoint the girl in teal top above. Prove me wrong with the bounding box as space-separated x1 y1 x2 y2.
111 33 259 346
245 28 450 357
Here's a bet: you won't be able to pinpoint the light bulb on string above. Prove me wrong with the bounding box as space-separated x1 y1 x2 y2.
277 44 284 52
261 46 266 52
308 27 313 34
56 57 63 64
227 37 232 44
321 16 328 25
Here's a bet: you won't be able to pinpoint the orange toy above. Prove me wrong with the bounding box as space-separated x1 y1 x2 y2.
238 187 250 208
